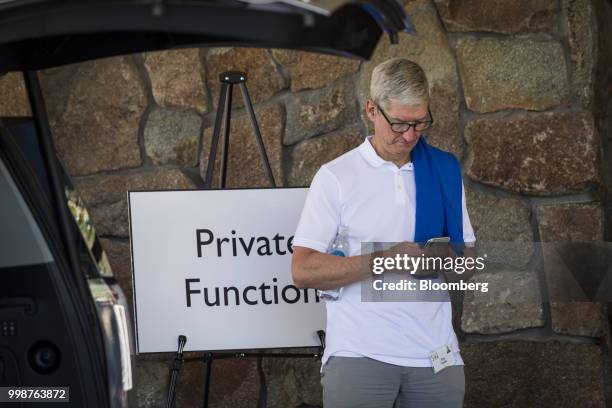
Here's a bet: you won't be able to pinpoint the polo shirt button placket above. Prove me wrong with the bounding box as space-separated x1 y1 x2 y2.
395 170 405 204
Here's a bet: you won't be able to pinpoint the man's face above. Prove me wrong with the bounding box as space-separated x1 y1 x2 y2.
366 99 430 158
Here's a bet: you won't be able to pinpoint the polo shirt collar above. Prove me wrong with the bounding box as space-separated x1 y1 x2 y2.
359 136 386 167
359 135 413 171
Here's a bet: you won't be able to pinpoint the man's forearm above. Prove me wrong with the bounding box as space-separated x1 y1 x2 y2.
292 242 429 289
292 251 372 289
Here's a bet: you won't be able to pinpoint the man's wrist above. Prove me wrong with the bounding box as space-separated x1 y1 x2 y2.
369 248 384 276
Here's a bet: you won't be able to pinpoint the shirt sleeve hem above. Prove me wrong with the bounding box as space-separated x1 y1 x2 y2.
292 237 328 253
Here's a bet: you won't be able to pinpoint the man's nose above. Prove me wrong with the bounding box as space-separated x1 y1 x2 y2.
402 126 418 142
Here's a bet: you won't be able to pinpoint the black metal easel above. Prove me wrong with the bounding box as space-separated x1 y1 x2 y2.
165 71 325 408
166 335 187 407
204 70 275 189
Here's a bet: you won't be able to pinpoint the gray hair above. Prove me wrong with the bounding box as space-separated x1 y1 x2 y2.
370 58 429 109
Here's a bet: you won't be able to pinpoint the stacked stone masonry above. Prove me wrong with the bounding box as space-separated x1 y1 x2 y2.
1 0 610 406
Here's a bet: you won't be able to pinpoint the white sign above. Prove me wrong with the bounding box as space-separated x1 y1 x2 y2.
128 188 325 353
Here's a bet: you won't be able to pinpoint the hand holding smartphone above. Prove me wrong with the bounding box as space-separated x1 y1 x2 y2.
413 237 450 279
423 236 450 248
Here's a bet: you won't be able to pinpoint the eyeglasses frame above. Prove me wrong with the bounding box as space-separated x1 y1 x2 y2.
375 102 434 133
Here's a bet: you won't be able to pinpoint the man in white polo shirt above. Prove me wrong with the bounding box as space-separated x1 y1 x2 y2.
291 58 476 407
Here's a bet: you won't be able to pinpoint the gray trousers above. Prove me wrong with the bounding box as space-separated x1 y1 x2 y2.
321 356 465 408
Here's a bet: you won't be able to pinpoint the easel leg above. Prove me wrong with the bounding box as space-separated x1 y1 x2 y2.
239 82 276 187
166 335 187 408
220 83 233 189
202 352 213 408
204 83 229 189
317 330 326 359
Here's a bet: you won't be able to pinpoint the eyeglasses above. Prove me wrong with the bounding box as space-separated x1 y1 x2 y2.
376 104 434 133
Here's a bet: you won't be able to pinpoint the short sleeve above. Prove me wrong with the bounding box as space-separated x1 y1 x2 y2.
461 181 476 244
293 165 341 253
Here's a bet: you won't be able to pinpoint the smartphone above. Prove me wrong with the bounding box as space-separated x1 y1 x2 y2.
414 237 450 280
423 236 450 248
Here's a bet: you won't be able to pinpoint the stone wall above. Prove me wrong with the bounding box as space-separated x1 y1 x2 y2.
2 0 612 406
594 0 612 243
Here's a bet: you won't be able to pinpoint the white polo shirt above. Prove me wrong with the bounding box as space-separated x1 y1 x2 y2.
293 136 475 368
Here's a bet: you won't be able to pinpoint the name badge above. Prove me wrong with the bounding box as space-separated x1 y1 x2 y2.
429 344 456 374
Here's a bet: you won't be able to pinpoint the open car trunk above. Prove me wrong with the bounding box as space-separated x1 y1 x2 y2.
0 0 414 72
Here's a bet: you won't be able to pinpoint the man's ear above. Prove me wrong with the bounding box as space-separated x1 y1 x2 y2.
365 99 377 123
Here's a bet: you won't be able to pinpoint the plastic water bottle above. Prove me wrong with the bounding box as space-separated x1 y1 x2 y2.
317 226 349 301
